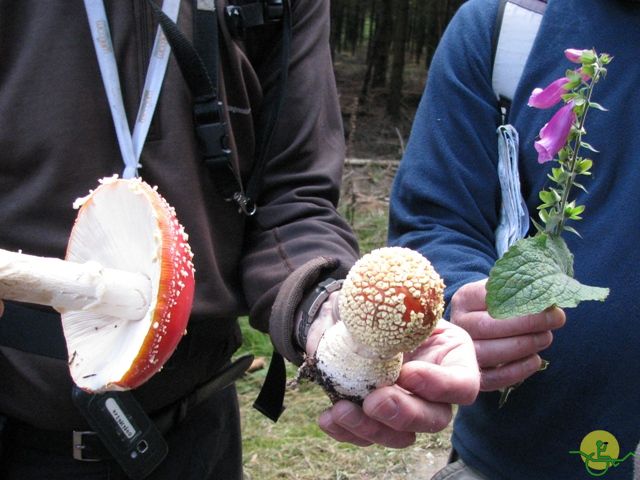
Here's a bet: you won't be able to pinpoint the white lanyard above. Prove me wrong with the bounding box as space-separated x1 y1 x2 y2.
84 0 181 178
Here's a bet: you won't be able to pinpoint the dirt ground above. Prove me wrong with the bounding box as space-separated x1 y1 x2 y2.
333 51 427 161
333 50 428 249
405 449 450 478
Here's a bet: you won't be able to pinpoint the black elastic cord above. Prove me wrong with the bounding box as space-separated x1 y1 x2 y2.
246 0 291 202
146 0 216 99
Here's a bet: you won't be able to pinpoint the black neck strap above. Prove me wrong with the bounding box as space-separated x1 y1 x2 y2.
148 0 290 217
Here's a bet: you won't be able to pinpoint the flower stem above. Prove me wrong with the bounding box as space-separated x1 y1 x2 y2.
552 67 602 236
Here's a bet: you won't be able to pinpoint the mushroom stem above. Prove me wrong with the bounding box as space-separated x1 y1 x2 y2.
0 248 151 321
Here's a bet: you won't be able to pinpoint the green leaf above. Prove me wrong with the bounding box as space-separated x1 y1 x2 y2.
538 189 560 206
550 167 567 184
565 203 585 219
573 97 586 107
538 208 550 224
572 181 588 193
486 234 609 319
563 225 582 238
588 102 608 112
577 159 593 174
580 141 599 153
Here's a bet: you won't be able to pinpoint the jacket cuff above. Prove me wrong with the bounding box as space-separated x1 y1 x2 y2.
269 256 349 366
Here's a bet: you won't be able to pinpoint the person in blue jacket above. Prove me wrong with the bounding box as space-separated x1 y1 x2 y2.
389 0 640 478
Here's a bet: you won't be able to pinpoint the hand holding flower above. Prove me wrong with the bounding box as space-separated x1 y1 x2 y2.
487 49 611 325
484 48 611 405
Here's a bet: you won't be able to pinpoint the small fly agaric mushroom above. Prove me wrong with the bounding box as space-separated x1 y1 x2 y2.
300 246 445 403
0 176 195 393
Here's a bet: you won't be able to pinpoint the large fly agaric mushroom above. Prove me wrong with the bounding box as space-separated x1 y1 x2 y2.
300 247 445 403
0 176 195 393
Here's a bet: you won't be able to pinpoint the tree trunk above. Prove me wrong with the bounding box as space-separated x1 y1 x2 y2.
330 0 346 57
371 0 392 88
386 0 410 118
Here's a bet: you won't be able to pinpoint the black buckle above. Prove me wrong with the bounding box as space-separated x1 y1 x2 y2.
72 430 103 462
224 5 245 37
194 99 231 166
225 1 283 37
264 0 284 21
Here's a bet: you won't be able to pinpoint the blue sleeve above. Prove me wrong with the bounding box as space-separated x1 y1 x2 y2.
388 0 504 308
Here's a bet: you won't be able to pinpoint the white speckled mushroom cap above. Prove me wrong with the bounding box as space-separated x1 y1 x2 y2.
338 246 445 356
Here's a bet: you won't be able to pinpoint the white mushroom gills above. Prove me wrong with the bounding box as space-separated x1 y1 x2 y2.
309 247 445 402
0 176 195 393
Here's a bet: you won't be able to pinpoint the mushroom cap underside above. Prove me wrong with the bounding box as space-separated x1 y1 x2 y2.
63 177 194 392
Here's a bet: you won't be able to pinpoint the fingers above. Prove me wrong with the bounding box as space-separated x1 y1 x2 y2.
449 279 566 392
449 278 489 313
480 354 543 391
396 360 479 406
450 280 566 340
453 307 566 340
319 389 451 449
473 331 553 367
319 399 417 448
317 319 480 448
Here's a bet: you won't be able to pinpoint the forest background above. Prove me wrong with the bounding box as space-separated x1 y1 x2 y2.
241 1 465 479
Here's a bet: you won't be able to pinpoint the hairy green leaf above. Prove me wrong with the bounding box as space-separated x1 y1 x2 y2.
486 234 609 319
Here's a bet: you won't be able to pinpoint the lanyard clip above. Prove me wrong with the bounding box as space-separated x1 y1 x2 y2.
194 96 231 169
225 1 284 38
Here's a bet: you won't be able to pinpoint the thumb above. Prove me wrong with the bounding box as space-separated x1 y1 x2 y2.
306 292 341 356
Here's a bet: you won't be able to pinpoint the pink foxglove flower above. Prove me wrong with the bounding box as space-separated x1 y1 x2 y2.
528 77 570 109
565 48 596 65
534 101 576 163
564 48 585 63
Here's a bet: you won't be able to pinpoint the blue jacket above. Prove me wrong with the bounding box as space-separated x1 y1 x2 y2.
389 0 640 478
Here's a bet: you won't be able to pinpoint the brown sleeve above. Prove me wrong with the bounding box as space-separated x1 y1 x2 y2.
239 0 359 341
268 256 349 365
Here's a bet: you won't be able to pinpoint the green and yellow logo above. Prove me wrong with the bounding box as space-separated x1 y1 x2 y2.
569 430 635 477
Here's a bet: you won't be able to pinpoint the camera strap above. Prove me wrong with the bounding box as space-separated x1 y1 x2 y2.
149 0 291 215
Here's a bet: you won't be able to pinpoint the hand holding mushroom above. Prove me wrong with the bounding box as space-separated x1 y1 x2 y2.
0 176 195 393
300 247 480 448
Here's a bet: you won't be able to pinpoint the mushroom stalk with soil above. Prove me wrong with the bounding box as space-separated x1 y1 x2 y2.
0 176 195 393
299 247 445 403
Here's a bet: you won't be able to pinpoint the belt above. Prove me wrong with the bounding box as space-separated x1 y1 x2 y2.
10 401 177 462
7 354 253 462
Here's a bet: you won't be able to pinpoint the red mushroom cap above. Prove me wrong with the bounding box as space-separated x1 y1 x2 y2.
63 176 195 392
